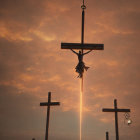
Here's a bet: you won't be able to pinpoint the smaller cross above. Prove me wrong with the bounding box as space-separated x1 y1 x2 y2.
40 92 60 140
106 132 109 140
102 99 130 140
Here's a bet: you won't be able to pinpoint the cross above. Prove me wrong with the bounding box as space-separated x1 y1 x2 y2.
61 3 104 50
40 92 60 140
102 99 130 140
61 0 104 77
106 131 109 140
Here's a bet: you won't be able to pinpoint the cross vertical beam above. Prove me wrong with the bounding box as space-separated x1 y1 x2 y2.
46 92 50 140
40 92 60 140
106 132 109 140
81 7 85 44
114 99 119 140
102 99 130 140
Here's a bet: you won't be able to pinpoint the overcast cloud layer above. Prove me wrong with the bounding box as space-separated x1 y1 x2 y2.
0 0 140 140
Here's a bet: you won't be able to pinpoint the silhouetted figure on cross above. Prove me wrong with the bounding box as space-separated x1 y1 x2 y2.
71 49 92 78
61 0 104 78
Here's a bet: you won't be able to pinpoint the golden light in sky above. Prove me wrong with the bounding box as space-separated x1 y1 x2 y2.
80 78 83 140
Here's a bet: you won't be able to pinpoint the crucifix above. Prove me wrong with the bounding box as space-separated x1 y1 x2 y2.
61 0 104 78
102 99 130 140
106 131 109 140
40 92 60 140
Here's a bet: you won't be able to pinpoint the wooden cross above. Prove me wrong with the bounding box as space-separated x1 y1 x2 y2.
61 0 104 67
102 99 130 140
40 92 60 140
106 132 109 140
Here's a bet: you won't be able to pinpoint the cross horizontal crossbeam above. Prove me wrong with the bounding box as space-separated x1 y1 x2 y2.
102 108 130 112
40 102 60 106
61 43 104 50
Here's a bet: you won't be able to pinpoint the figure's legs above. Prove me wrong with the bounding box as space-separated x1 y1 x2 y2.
75 62 85 78
80 72 83 77
77 73 82 78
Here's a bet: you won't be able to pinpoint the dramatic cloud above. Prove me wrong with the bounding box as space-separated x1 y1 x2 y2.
0 0 140 140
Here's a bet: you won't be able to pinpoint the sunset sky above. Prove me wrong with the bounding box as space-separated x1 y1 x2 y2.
0 0 140 140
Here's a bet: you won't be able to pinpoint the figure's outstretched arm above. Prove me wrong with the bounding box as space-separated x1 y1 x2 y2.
83 50 92 55
70 49 78 55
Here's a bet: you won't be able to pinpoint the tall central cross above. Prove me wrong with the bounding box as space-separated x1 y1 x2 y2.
40 92 60 140
61 0 104 78
102 99 130 140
